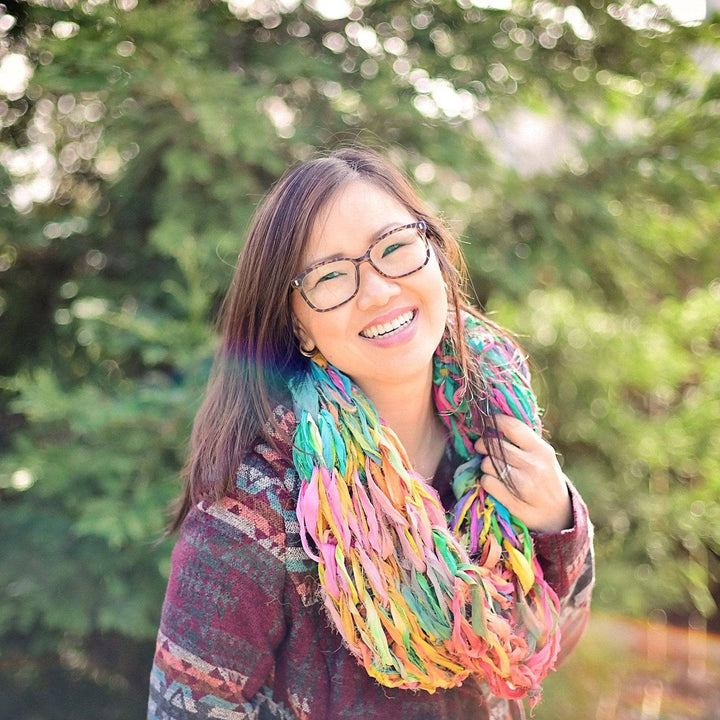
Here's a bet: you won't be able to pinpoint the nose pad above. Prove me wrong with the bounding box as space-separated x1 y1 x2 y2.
355 263 401 310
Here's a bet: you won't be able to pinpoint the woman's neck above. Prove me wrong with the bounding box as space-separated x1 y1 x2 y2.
360 371 448 482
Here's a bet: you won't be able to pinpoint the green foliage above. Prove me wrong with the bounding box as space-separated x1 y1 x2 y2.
1 0 718 714
493 282 720 620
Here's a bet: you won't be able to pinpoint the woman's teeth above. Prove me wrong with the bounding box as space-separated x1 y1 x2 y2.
360 310 415 339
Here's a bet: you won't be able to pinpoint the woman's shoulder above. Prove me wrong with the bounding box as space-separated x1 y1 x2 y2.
459 310 540 430
459 311 531 384
206 401 300 511
180 402 310 565
464 311 524 359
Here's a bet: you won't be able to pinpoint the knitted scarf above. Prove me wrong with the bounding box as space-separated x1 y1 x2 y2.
290 314 560 704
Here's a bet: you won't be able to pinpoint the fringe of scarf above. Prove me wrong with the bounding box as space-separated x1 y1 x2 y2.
290 314 560 704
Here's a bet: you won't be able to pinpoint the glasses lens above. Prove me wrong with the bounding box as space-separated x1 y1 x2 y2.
370 224 428 278
297 223 428 311
301 260 357 311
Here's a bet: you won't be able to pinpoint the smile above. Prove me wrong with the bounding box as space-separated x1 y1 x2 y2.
359 310 416 339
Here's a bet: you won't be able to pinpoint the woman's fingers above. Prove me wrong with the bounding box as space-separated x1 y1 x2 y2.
479 471 525 516
474 413 538 452
478 444 523 473
475 414 572 533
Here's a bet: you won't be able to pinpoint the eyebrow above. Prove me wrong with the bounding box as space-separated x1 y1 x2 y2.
304 220 411 268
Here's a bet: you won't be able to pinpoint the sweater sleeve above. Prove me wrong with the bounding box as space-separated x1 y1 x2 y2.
533 480 595 666
147 450 296 720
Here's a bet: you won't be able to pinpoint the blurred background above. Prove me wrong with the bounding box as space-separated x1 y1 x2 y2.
1 0 719 717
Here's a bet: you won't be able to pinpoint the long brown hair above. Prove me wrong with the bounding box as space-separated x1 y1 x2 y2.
169 146 497 531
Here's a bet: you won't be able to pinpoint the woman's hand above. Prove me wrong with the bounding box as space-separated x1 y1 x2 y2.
474 414 572 534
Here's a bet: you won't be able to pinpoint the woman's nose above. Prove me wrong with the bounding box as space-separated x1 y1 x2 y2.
355 263 401 310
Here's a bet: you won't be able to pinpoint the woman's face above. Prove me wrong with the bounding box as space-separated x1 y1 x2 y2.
291 180 448 397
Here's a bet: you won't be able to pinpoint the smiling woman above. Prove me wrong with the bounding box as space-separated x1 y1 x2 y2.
147 146 594 720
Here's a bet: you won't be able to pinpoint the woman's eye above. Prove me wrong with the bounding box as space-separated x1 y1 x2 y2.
315 269 344 285
381 242 406 257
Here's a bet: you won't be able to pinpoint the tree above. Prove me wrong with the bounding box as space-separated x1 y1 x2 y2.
1 0 718 714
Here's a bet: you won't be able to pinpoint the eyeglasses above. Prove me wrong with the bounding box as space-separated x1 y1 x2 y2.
290 221 429 312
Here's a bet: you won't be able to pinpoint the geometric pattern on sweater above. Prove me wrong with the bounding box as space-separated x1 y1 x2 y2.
152 630 250 705
149 661 294 720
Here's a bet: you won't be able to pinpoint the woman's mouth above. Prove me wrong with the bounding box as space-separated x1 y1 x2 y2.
359 310 416 339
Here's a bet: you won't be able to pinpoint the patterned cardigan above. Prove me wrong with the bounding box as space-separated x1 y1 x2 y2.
148 407 594 720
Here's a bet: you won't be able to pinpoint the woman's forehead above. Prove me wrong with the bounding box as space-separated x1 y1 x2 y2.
301 181 413 265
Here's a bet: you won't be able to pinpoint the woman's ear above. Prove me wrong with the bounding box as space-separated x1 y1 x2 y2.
292 315 315 355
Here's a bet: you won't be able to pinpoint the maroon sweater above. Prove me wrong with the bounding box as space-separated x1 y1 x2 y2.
148 408 594 720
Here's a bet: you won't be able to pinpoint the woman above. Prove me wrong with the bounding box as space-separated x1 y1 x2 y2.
148 147 594 720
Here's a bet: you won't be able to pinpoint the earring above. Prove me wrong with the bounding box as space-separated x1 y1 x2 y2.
299 343 317 358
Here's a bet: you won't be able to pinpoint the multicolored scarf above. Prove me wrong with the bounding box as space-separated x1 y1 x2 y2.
290 314 560 704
